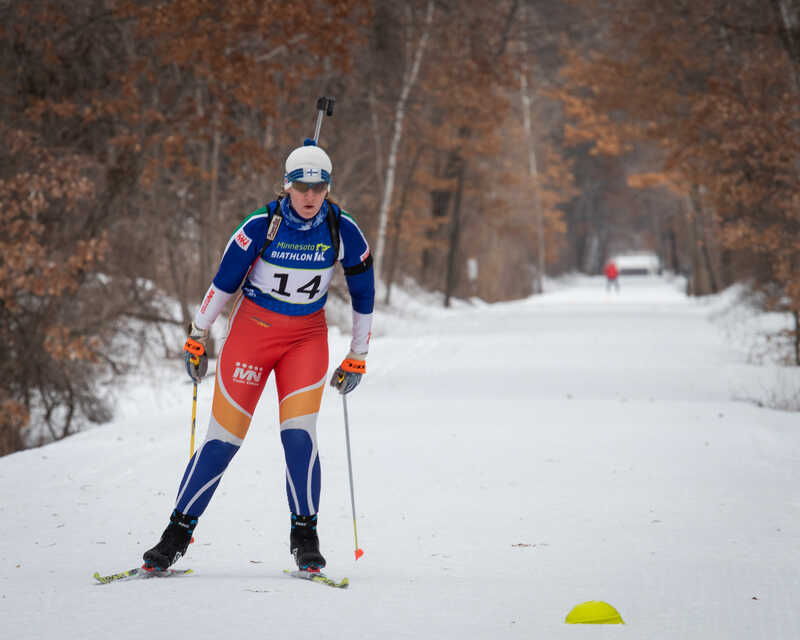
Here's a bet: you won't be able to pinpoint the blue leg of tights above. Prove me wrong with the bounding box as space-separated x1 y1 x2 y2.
281 428 321 516
175 439 239 516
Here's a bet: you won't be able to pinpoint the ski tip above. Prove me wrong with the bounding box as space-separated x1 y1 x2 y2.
93 567 192 583
354 548 364 560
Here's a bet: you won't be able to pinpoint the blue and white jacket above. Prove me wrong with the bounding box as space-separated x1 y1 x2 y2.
193 197 374 354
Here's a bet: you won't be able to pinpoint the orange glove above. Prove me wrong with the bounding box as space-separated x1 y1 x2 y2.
183 322 209 382
329 351 366 395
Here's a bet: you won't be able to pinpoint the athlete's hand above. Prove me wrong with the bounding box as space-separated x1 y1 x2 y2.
183 322 209 383
330 351 366 395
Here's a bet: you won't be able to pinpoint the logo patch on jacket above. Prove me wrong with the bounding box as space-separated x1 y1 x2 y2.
233 362 263 385
234 229 252 251
314 243 331 261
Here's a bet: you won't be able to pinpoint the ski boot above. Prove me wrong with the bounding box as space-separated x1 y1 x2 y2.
290 513 326 570
143 509 197 570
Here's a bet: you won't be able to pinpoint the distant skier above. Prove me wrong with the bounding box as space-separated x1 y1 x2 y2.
142 140 374 572
604 260 620 292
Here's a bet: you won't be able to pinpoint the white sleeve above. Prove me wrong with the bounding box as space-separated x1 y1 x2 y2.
192 284 234 331
350 309 372 355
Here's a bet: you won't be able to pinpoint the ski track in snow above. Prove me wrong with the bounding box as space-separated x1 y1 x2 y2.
1 275 799 639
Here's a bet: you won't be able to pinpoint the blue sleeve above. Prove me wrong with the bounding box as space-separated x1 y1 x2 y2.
339 212 375 315
345 270 375 315
211 207 270 293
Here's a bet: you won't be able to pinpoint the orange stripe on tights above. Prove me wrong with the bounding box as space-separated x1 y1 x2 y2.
212 381 252 440
279 384 325 423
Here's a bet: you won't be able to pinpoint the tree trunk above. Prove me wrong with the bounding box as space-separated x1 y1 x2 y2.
690 185 718 294
701 242 719 294
422 189 451 284
770 0 800 184
519 3 546 294
385 145 424 305
771 0 800 84
368 88 385 192
208 124 222 248
684 193 698 296
372 0 435 283
667 227 680 273
263 114 274 196
196 88 210 294
444 158 466 308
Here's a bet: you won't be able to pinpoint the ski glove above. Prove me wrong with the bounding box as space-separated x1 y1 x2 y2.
183 322 209 383
329 352 366 395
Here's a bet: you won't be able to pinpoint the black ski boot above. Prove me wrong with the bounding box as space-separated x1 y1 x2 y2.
290 513 326 570
143 510 197 570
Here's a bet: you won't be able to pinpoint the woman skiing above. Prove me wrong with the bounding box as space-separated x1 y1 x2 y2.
143 139 374 572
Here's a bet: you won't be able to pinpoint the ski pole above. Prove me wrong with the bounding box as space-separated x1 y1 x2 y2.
342 395 364 560
190 361 199 459
312 96 335 143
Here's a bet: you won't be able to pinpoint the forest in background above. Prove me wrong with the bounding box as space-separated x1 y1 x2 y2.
2 0 799 454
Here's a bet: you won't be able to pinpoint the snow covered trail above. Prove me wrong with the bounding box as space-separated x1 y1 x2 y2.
2 275 799 639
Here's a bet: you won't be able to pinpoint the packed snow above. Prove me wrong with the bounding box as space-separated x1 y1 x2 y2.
1 275 799 639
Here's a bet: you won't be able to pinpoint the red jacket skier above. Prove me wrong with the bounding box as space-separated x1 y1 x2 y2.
605 261 620 292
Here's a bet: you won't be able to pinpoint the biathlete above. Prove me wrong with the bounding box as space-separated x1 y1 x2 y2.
143 139 374 571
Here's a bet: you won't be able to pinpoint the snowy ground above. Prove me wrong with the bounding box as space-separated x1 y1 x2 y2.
2 275 799 639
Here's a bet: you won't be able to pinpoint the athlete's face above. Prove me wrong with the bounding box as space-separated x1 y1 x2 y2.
288 182 328 219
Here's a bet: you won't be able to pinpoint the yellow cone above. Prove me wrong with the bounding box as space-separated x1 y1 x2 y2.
565 601 625 624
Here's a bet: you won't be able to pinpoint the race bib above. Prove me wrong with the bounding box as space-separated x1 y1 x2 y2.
249 260 334 305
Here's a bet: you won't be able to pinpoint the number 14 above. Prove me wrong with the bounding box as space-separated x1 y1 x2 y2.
271 273 322 299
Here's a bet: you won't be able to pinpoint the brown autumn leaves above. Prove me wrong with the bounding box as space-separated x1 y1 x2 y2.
1 0 798 453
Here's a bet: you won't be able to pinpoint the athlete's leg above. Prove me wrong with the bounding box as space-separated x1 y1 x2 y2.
175 298 278 516
274 322 329 517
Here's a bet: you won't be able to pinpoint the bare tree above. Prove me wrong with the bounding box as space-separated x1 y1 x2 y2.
372 0 435 283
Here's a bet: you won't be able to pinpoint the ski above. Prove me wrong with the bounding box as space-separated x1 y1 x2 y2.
93 566 193 584
284 569 349 589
